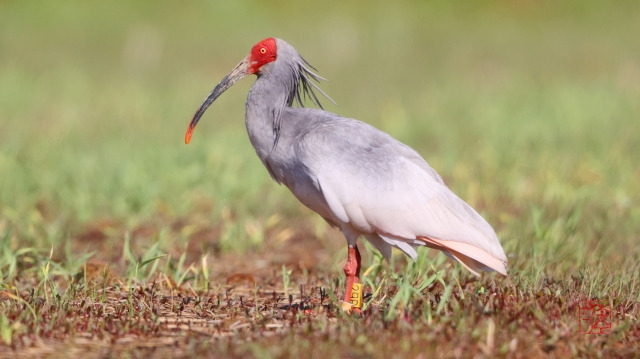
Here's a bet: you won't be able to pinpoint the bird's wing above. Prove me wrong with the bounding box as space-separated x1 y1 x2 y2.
295 114 507 275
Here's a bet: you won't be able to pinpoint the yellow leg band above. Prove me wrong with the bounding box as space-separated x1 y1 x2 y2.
350 283 362 309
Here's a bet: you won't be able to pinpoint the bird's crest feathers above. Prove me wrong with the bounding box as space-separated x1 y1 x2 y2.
291 57 336 109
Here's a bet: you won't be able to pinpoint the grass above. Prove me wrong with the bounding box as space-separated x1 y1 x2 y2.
1 0 639 357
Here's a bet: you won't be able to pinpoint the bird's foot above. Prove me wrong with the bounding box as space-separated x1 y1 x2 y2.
341 301 363 315
342 245 363 315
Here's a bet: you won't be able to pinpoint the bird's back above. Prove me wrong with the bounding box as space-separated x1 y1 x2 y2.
263 108 507 274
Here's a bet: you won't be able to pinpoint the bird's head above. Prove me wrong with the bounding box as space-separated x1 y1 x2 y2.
248 38 278 74
185 37 331 144
184 37 276 144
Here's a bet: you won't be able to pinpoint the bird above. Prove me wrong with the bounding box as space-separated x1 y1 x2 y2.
185 37 507 313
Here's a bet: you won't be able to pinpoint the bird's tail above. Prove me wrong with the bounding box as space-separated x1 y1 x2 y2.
417 236 507 276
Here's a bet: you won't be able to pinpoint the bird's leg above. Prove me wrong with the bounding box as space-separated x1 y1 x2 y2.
341 245 362 314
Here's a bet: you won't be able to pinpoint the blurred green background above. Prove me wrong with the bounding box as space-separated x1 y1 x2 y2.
0 0 638 275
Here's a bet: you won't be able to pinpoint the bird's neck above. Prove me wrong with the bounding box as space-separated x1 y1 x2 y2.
244 75 289 161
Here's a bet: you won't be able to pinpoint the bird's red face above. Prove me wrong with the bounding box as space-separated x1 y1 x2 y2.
248 38 277 74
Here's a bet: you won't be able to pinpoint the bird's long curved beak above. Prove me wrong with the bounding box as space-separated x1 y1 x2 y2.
185 56 251 144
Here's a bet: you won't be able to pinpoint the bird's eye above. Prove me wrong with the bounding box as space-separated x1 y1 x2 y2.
260 47 267 54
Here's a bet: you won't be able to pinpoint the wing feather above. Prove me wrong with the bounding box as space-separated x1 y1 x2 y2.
293 114 507 274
